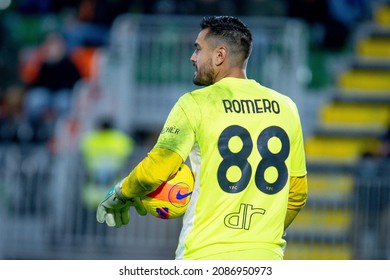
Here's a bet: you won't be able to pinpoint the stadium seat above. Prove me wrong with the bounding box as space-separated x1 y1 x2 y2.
338 69 390 91
291 208 352 235
319 102 390 132
374 4 390 27
307 173 354 202
284 243 352 260
357 36 390 60
305 135 380 164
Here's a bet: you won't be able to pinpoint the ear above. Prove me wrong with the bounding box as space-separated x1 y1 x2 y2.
214 46 227 66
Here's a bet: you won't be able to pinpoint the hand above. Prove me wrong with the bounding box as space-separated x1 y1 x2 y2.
96 181 147 227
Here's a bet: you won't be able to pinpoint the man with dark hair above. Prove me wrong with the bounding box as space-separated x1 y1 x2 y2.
97 16 308 260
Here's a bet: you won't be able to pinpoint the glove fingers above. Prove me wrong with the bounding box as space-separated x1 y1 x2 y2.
105 212 117 227
114 211 123 228
96 205 107 224
121 207 130 225
132 197 147 216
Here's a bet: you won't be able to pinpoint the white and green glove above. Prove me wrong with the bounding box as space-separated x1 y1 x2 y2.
96 181 147 227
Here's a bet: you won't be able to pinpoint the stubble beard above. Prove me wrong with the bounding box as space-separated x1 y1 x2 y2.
193 59 214 86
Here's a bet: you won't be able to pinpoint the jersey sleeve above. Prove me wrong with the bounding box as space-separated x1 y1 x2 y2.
289 102 307 177
121 147 183 198
154 93 199 161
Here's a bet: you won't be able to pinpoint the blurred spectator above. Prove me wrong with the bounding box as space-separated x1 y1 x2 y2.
361 128 390 160
286 0 331 49
0 84 29 143
78 116 135 239
79 117 135 210
1 17 31 143
286 0 370 51
61 0 131 50
377 128 390 160
0 85 24 125
23 32 82 142
325 0 370 50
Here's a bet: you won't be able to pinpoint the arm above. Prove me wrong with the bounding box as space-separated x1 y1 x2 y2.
97 94 194 227
96 147 183 227
121 147 184 198
284 175 308 230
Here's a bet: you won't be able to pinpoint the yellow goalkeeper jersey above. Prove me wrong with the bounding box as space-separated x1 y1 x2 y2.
155 77 307 260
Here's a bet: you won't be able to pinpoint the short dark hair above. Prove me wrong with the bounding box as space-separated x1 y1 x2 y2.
200 16 253 62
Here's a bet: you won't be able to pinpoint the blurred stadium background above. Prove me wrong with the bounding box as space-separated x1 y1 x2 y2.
0 0 389 260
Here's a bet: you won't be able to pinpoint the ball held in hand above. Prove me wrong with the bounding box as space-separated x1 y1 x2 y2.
142 163 195 219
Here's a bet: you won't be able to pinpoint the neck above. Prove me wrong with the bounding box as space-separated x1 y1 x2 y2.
214 67 247 83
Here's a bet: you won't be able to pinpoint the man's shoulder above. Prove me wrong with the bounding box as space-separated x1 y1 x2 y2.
179 86 214 103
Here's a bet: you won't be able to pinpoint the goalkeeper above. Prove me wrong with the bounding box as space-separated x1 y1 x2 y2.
97 15 308 260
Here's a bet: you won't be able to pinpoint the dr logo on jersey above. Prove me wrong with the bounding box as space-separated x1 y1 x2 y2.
224 203 266 230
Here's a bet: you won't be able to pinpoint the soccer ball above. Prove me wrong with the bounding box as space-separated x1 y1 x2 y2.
141 163 194 219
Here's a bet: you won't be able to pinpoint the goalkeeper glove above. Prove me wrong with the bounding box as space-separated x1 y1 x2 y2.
96 181 147 227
